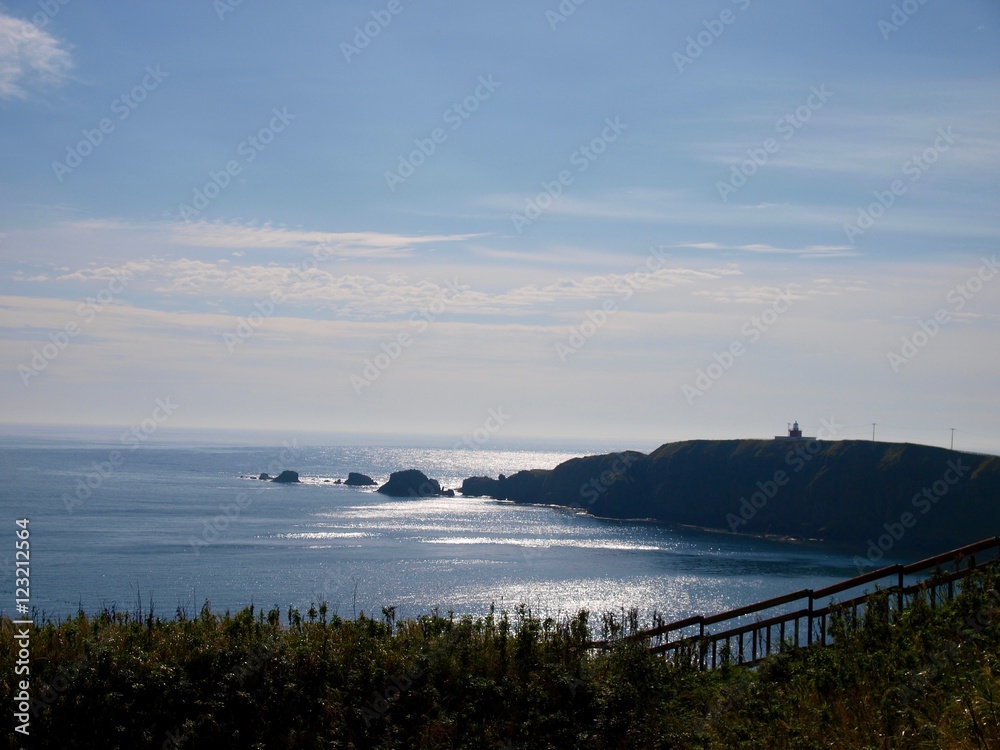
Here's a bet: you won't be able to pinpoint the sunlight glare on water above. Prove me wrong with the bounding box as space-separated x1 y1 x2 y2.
0 441 866 629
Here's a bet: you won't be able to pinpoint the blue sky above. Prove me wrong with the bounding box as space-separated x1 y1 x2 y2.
1 0 999 452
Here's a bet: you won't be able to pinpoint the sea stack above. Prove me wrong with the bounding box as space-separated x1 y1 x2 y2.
378 469 443 497
345 472 376 486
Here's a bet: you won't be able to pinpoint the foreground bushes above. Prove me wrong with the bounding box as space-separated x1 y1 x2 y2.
2 569 998 749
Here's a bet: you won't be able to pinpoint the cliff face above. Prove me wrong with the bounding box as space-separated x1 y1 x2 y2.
460 440 1000 552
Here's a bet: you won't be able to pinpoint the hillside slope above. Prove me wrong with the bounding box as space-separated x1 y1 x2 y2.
462 440 1000 552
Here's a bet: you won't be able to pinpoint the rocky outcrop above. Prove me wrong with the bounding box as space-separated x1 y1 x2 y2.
460 440 1000 553
258 473 271 481
378 469 444 498
271 470 301 484
345 472 376 486
460 470 550 503
461 476 499 497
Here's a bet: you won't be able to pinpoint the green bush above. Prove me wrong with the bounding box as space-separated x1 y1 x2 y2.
1 568 997 748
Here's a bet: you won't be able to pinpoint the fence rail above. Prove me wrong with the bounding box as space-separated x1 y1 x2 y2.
588 536 1000 669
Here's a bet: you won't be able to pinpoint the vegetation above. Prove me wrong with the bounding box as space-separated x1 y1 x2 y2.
2 568 999 749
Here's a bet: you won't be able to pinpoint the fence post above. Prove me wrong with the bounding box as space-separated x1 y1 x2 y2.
897 565 904 615
698 617 705 670
807 590 814 646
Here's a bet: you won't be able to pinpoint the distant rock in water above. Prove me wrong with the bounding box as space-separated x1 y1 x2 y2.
378 469 443 497
258 473 271 481
345 472 376 486
461 476 499 497
271 470 301 484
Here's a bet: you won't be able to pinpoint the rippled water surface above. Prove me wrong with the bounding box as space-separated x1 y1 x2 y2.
0 440 866 625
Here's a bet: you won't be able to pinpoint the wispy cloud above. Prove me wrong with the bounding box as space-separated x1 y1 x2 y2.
167 221 484 258
39 255 740 320
675 242 859 259
690 80 1000 179
0 13 73 99
691 278 869 304
475 188 851 231
64 219 483 259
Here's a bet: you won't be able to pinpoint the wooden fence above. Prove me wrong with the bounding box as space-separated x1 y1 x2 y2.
588 536 1000 670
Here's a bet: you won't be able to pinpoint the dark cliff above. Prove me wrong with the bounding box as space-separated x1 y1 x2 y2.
460 440 1000 552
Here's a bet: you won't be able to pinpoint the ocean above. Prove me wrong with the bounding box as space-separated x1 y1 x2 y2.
0 433 868 627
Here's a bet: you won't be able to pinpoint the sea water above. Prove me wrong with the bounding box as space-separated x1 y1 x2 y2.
0 435 866 626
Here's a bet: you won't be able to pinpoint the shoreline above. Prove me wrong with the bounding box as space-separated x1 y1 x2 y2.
493 496 828 547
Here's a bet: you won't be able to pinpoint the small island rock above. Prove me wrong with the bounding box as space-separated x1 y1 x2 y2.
378 469 442 498
461 476 499 497
345 472 376 486
271 470 301 484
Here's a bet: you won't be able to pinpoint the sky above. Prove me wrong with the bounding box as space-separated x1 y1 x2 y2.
1 0 999 452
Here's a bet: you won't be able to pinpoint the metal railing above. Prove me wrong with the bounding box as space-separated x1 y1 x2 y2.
588 537 1000 669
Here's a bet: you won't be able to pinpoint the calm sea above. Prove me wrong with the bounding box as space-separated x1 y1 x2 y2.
0 434 868 626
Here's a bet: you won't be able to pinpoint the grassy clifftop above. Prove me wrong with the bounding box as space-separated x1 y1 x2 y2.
463 440 1000 552
3 567 998 748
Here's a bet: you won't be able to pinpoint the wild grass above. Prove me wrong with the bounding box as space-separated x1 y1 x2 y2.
2 568 998 749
